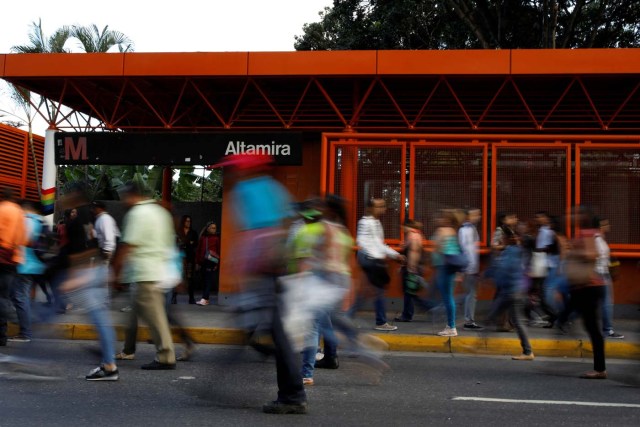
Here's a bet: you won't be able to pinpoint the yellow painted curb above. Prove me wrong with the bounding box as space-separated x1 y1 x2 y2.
8 322 639 360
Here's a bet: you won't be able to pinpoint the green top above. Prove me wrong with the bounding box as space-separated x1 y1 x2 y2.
121 200 175 283
431 234 461 266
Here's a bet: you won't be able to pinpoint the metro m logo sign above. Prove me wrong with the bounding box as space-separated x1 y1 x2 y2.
64 136 88 161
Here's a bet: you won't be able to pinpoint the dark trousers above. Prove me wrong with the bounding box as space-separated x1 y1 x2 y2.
487 289 532 355
571 286 606 372
0 266 18 343
271 295 307 404
526 276 557 321
399 269 437 320
202 264 219 301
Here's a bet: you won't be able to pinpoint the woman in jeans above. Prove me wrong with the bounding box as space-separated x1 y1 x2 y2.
433 210 463 337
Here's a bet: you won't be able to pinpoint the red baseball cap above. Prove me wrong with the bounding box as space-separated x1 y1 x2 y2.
207 153 273 170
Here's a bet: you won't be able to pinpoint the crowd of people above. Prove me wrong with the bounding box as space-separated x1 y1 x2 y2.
0 152 629 414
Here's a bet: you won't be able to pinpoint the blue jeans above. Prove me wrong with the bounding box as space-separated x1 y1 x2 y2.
487 289 532 355
462 273 479 323
599 273 614 333
10 274 33 338
437 266 456 328
301 311 338 378
66 265 116 365
348 285 388 325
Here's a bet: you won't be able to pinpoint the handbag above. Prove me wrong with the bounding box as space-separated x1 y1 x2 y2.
444 252 468 273
563 256 593 287
205 238 219 264
357 251 390 288
529 252 548 278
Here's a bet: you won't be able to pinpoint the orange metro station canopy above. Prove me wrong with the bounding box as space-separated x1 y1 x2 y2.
2 49 640 132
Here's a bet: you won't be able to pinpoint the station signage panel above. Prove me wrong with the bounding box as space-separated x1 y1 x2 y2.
54 132 303 166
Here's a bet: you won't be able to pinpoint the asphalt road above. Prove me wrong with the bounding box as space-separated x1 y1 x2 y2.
1 340 639 426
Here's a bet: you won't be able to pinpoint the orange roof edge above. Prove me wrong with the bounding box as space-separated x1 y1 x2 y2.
378 50 511 75
511 48 640 74
248 51 377 75
1 49 640 78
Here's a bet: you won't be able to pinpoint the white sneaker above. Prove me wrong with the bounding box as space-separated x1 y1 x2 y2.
437 326 458 337
374 323 398 331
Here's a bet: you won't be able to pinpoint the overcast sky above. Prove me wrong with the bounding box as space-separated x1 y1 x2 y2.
0 0 332 132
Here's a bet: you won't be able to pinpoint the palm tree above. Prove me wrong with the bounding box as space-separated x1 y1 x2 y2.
11 19 71 53
71 24 134 53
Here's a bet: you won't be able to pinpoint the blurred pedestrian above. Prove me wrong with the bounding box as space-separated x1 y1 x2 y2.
58 186 119 380
9 200 48 343
112 181 176 370
195 222 220 306
394 219 438 322
485 224 534 361
458 208 483 331
174 215 198 304
595 218 624 339
349 198 404 331
433 210 465 337
214 153 307 415
564 207 607 379
0 188 28 347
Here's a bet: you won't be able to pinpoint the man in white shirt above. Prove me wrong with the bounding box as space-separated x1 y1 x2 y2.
458 208 483 330
348 198 404 331
91 201 120 261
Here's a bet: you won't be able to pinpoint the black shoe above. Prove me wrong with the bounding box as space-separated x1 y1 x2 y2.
315 356 339 369
86 366 119 381
463 323 484 331
141 360 176 370
0 341 6 346
262 400 308 414
393 316 412 322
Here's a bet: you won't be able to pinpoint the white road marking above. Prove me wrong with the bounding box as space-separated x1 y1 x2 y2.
453 397 640 408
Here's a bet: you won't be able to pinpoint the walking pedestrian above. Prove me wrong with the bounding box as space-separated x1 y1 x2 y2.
458 208 483 331
0 188 28 348
112 181 177 370
564 207 607 379
174 215 198 304
394 219 437 322
213 153 307 414
349 198 404 331
485 224 534 361
595 218 624 339
433 210 465 337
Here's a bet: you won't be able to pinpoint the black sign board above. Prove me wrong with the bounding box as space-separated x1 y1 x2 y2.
54 132 303 166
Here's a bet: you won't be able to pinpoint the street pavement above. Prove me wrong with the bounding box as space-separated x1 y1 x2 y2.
1 340 639 426
11 290 639 360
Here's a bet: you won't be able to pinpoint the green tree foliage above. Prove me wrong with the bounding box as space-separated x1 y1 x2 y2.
71 24 134 53
294 0 640 50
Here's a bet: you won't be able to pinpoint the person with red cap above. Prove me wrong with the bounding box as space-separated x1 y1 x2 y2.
211 153 307 415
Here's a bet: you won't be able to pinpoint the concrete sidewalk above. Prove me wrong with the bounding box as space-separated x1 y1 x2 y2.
9 292 640 360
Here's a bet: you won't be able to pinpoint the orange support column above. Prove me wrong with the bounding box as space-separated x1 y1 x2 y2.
340 146 359 235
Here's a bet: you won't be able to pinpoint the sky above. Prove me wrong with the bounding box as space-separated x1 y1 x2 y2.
0 0 332 132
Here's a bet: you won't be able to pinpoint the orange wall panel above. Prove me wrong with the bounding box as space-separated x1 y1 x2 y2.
0 54 6 77
123 52 248 76
511 48 640 75
248 51 377 75
4 53 124 77
378 50 511 75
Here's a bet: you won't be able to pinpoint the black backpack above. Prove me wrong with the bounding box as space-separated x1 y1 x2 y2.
30 218 56 263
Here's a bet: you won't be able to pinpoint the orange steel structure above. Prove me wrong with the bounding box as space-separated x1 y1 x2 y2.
2 49 639 304
0 123 44 201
